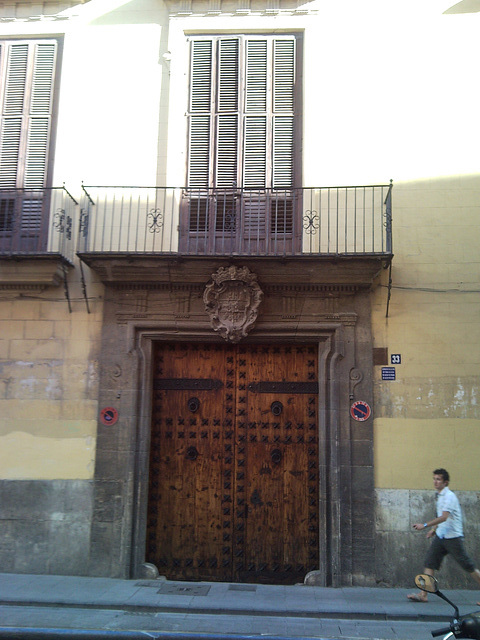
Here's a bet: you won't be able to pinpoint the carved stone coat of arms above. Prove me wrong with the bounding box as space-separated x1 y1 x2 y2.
203 266 263 343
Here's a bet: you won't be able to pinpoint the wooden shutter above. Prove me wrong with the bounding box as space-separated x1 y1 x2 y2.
186 35 296 190
188 40 213 190
0 40 56 237
25 43 56 190
243 37 295 190
272 39 295 188
0 41 56 190
243 116 267 188
216 39 239 189
245 39 267 112
0 43 28 189
243 39 267 189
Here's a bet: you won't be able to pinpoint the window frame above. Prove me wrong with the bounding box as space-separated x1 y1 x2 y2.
0 37 63 250
185 32 303 192
180 32 303 256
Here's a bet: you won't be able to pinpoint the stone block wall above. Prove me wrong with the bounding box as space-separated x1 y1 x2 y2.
375 489 480 589
0 480 93 575
0 267 103 575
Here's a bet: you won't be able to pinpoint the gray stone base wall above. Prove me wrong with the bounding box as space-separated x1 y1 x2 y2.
375 488 480 589
0 480 93 575
2 482 479 587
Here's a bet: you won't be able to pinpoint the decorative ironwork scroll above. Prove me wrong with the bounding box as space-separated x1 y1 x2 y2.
303 210 319 235
53 208 72 240
147 208 164 233
204 265 263 343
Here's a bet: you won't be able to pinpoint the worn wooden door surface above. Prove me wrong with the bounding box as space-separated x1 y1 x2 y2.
146 342 319 584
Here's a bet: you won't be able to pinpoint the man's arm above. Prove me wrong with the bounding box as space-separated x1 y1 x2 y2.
412 510 450 532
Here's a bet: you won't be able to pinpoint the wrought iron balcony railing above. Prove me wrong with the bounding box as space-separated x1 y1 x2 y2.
78 184 392 258
0 187 77 262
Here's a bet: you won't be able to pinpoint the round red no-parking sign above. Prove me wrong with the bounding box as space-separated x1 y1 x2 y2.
100 407 119 426
350 401 371 422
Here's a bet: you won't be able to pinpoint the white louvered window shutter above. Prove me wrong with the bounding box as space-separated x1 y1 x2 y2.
0 43 28 190
0 41 56 190
272 38 295 189
216 38 239 189
187 35 297 191
0 40 57 237
188 39 213 190
243 39 268 189
24 43 56 191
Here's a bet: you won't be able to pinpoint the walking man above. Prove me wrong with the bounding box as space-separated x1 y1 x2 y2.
407 468 480 604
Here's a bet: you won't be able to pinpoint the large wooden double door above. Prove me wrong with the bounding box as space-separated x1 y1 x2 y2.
146 342 319 584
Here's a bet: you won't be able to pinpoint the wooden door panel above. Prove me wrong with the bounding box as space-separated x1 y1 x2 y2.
147 342 319 584
235 344 318 583
147 343 233 581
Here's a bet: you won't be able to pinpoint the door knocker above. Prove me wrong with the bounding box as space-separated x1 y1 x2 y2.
188 397 200 413
271 401 283 416
271 448 282 464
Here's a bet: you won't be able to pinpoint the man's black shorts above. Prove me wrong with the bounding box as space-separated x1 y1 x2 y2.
425 535 475 572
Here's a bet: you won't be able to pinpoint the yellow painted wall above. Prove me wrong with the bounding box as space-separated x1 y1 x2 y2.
0 271 104 480
371 176 480 491
374 419 480 490
0 431 95 480
1 2 479 492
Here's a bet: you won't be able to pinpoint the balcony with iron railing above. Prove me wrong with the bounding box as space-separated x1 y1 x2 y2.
78 183 392 254
0 186 77 288
0 183 393 287
0 187 77 259
76 183 392 285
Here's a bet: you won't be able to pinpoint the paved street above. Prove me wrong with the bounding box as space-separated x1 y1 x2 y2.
1 572 479 639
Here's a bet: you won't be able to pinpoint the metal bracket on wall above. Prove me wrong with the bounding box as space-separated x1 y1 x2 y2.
386 261 393 318
62 263 72 313
79 259 91 314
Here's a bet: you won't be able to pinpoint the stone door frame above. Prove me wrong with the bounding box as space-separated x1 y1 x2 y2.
117 316 359 586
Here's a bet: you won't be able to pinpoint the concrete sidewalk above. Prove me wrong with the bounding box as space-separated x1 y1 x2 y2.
1 572 479 639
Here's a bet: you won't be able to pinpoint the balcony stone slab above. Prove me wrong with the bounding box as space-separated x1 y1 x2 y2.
77 254 391 291
0 255 71 290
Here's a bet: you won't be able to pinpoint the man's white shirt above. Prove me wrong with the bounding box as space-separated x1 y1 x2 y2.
436 486 464 539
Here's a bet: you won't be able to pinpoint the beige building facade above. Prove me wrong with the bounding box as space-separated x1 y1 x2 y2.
0 0 479 587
